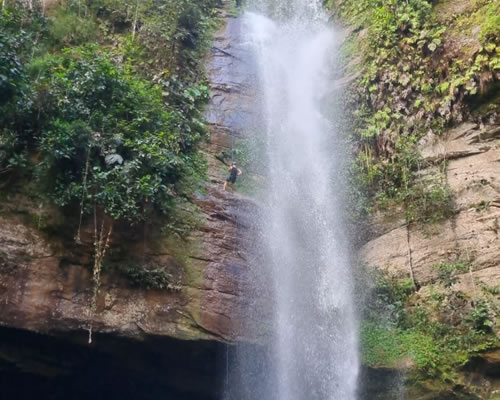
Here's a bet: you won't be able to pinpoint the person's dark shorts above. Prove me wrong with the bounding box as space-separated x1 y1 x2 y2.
226 176 236 184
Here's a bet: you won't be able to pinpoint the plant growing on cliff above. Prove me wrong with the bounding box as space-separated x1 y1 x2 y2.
404 181 454 224
468 298 495 333
29 46 200 224
360 269 498 380
0 7 42 173
114 262 182 291
332 0 499 218
0 0 220 345
0 1 217 228
432 261 469 288
87 215 113 344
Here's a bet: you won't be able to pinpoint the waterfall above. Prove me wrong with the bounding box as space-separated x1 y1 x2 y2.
226 1 359 399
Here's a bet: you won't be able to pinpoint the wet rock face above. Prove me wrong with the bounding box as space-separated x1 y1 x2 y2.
0 144 255 346
196 19 255 342
0 3 257 344
359 122 500 292
0 4 255 397
0 209 200 340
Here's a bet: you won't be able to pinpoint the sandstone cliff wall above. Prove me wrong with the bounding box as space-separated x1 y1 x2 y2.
359 122 500 295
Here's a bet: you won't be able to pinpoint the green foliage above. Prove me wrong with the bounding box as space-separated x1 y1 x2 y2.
0 31 24 105
333 0 499 219
364 271 415 328
360 322 403 367
81 0 221 79
115 262 181 291
337 0 499 383
0 129 27 171
372 272 415 310
468 299 495 333
0 0 218 229
47 7 100 46
477 0 500 44
0 7 34 105
345 157 373 228
26 46 198 223
360 322 439 371
432 261 469 288
367 0 432 47
360 269 498 381
359 132 453 224
0 6 42 171
481 283 500 295
402 181 453 224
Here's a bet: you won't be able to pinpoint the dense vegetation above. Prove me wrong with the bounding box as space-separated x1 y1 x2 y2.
0 0 219 228
329 0 499 390
329 0 499 222
360 268 497 384
0 0 221 307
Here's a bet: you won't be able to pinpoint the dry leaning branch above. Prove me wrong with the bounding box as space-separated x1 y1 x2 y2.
87 208 113 344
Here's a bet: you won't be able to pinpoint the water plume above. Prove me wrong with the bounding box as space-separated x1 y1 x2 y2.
226 1 359 398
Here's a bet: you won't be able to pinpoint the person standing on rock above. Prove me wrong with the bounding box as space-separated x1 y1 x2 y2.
223 162 242 191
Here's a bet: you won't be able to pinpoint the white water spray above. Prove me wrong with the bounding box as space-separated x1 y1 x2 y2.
226 1 359 399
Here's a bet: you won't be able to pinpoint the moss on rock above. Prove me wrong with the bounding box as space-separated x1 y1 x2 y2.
331 0 499 218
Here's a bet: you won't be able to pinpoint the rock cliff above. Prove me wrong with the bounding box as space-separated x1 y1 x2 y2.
359 122 500 293
331 0 500 396
357 121 500 399
0 3 254 398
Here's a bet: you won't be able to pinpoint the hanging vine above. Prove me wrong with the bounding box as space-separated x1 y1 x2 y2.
87 206 113 344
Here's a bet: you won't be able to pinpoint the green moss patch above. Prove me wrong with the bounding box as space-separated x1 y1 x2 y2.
332 0 499 223
360 269 499 382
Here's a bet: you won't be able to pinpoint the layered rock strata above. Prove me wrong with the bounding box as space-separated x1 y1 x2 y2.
359 122 500 293
0 2 254 398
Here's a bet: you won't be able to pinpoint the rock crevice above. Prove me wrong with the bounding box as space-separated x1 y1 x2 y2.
360 122 500 292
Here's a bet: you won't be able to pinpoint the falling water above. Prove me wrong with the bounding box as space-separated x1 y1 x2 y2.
226 0 359 399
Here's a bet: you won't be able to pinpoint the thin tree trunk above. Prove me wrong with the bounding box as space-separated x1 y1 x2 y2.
132 0 139 37
406 224 417 289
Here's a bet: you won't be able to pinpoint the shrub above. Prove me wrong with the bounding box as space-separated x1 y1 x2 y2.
432 261 469 288
0 0 218 230
114 263 181 290
478 0 500 43
334 0 499 224
28 45 203 223
468 299 495 333
361 269 497 380
403 182 454 224
48 7 100 46
0 32 24 105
